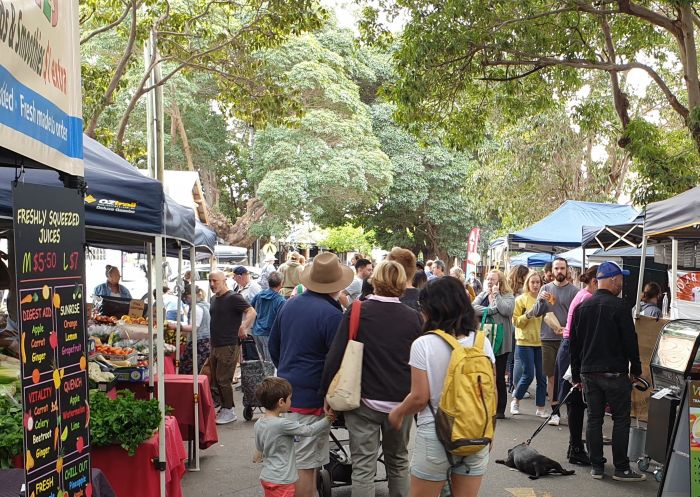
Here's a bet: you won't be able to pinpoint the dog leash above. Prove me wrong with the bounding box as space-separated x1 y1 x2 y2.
525 387 575 446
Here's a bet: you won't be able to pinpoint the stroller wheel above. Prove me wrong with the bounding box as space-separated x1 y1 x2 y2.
243 406 254 421
637 457 650 472
317 468 332 497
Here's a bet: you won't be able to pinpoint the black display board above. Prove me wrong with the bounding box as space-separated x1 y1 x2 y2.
13 183 91 497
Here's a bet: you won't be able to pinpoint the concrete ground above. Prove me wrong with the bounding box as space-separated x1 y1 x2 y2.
181 390 661 497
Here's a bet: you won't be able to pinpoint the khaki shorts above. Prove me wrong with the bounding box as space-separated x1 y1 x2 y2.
285 412 330 469
542 340 562 377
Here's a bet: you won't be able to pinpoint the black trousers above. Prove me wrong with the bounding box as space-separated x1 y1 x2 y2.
582 374 632 471
496 352 509 415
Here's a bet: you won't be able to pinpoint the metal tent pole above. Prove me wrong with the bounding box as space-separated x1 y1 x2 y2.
671 237 678 318
155 236 167 497
190 245 201 470
175 246 183 372
147 242 154 400
634 236 648 319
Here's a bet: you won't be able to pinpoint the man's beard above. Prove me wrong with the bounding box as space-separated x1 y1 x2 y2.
555 273 566 282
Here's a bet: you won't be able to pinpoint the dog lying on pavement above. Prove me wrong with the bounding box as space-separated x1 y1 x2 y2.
495 443 575 480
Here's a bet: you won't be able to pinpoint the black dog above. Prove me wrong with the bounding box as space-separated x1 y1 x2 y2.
495 443 575 480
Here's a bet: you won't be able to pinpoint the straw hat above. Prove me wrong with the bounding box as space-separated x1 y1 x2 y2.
300 252 354 294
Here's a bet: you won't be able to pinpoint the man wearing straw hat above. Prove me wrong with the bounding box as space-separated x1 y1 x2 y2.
269 252 354 497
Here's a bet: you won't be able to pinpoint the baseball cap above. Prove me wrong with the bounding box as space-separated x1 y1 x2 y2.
233 266 249 275
596 261 630 279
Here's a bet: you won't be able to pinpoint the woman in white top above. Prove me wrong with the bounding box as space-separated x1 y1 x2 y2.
388 277 496 497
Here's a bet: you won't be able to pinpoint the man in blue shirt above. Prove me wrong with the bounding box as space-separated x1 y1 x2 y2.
250 272 285 362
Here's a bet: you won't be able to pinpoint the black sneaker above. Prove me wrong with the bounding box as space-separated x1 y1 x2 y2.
495 413 506 419
569 445 591 466
591 467 604 479
612 469 647 482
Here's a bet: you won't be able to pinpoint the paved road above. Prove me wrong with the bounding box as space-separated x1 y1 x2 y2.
181 390 660 497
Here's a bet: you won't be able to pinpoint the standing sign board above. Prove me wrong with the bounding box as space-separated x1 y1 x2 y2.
0 0 83 176
13 183 90 497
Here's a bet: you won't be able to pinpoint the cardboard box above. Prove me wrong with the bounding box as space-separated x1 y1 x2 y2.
113 366 149 383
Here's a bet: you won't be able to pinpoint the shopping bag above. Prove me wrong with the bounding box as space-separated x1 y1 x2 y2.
326 300 363 411
480 312 503 355
544 312 563 335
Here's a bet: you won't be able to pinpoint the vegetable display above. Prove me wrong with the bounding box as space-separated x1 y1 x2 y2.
89 390 162 455
0 395 22 468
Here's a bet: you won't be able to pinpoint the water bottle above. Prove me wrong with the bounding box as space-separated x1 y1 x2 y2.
662 292 669 318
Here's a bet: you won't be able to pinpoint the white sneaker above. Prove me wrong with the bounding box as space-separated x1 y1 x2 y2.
510 399 520 415
536 409 549 418
523 392 531 399
548 414 560 426
216 408 237 425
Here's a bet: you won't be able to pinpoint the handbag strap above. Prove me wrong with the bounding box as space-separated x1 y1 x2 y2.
349 300 362 341
480 310 489 326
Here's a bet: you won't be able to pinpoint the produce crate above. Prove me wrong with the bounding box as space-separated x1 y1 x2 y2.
103 352 138 365
113 366 150 383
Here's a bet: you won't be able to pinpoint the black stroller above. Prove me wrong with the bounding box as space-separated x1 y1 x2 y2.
240 336 275 421
317 415 387 496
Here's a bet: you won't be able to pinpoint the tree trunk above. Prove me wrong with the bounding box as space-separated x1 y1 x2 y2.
170 99 195 171
207 198 266 248
679 4 700 110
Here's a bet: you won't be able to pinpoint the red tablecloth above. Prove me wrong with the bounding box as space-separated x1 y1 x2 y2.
162 374 218 449
164 355 176 374
119 374 218 449
92 416 186 497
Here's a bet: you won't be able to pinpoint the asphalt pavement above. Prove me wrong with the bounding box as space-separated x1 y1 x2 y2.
181 389 661 497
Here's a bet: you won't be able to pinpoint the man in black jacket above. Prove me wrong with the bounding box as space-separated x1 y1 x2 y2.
570 261 645 482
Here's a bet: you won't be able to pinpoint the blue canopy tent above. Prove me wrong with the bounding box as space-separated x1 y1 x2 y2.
508 200 638 253
510 248 583 268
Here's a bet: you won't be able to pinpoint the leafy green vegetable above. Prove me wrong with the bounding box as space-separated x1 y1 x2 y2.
89 390 162 456
0 395 23 469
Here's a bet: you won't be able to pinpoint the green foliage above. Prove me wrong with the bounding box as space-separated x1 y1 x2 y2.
320 224 376 254
89 390 162 456
248 27 393 232
623 118 700 206
358 103 480 258
0 395 22 468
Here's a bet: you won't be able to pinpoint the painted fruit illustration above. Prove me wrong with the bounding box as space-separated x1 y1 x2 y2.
23 411 30 429
53 369 61 389
20 333 26 363
76 436 84 453
31 369 40 384
25 450 34 470
79 355 87 370
53 426 59 450
53 293 60 308
56 455 63 473
20 294 32 305
85 401 90 427
85 483 93 497
61 426 68 442
42 285 50 300
49 331 58 350
33 293 38 302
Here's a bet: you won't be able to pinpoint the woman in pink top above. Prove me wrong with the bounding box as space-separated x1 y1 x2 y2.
555 265 598 466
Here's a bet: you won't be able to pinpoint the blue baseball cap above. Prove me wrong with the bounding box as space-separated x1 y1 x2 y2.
596 261 630 279
233 266 249 275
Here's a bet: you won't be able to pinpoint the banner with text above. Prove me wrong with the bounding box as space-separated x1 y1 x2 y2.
466 227 481 277
14 183 90 497
0 0 83 176
671 270 700 320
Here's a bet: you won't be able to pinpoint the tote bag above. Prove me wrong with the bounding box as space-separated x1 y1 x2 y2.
480 311 503 355
326 300 363 411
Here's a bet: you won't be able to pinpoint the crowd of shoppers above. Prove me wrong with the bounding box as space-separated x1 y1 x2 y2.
148 245 651 495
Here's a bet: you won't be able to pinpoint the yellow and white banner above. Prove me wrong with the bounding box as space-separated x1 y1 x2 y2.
0 0 83 176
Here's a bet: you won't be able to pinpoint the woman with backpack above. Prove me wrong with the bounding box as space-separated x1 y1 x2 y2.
472 269 515 418
321 260 422 497
388 277 496 497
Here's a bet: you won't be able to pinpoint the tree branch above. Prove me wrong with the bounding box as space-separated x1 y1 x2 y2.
614 0 682 38
600 15 630 129
481 53 689 119
85 1 139 138
478 65 544 81
80 0 133 45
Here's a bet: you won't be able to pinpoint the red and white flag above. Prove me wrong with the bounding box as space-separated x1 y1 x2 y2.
466 227 481 275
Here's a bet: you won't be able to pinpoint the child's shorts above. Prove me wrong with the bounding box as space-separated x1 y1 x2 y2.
261 481 295 497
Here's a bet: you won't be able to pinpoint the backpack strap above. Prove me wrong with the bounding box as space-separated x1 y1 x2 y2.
348 300 362 341
473 330 486 352
428 329 462 350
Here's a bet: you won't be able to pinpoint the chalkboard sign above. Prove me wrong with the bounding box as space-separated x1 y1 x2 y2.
13 183 91 497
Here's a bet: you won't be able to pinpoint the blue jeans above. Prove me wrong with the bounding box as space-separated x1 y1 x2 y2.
513 345 546 406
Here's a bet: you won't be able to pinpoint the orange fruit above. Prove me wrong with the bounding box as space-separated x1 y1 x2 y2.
31 369 40 384
53 293 61 308
79 356 87 370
